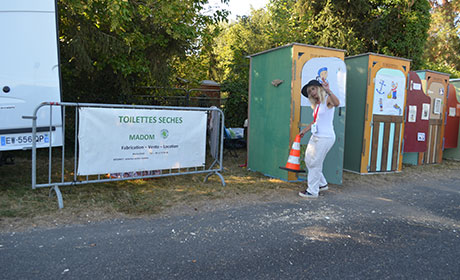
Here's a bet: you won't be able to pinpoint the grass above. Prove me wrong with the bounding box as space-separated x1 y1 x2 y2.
0 148 298 223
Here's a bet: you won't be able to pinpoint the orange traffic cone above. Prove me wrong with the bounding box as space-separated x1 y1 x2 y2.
279 134 306 173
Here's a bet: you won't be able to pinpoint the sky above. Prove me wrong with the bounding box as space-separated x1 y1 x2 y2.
206 0 269 20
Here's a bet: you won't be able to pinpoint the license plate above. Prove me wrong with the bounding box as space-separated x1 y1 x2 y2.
1 132 51 148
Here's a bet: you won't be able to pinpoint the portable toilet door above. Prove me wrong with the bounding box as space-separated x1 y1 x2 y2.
344 53 410 174
402 71 431 165
415 70 450 164
443 79 460 160
297 49 347 185
444 83 460 149
248 43 346 183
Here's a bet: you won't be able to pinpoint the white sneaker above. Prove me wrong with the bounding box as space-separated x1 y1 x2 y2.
298 190 318 198
319 185 329 192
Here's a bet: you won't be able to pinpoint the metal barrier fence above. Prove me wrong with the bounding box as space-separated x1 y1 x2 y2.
25 102 226 209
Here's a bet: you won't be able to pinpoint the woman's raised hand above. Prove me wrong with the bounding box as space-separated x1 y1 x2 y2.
322 78 330 92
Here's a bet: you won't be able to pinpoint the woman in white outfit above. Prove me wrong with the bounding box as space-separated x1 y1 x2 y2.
298 79 340 198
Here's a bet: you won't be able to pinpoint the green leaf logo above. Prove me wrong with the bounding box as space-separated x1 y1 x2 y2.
161 129 169 139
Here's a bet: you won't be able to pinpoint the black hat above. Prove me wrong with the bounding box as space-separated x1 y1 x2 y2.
301 79 322 98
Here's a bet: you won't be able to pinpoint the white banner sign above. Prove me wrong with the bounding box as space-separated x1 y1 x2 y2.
77 108 207 175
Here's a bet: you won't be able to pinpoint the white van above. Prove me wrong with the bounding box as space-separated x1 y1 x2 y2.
0 0 63 152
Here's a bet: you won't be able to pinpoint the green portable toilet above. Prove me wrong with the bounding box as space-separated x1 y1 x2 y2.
443 79 460 160
344 53 410 174
247 43 346 184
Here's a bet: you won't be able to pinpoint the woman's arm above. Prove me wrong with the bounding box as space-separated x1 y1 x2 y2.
322 79 340 108
299 122 313 138
326 91 340 108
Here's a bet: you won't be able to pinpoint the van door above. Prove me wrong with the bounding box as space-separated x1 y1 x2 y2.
0 0 62 151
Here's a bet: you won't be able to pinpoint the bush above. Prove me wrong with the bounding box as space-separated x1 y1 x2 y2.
221 80 248 128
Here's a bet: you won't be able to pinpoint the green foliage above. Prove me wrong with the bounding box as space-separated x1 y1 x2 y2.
283 0 431 68
367 0 431 68
423 61 460 78
309 0 362 52
214 11 274 82
264 0 311 44
59 0 228 103
172 24 225 85
212 0 431 87
209 10 276 126
423 0 460 77
221 80 248 127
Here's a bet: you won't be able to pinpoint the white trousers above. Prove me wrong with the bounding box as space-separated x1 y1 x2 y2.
304 135 336 196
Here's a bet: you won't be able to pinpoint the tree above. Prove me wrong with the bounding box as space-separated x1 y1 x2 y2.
171 24 225 85
58 0 228 103
366 0 432 68
302 0 367 54
423 0 460 77
284 0 431 67
213 10 274 126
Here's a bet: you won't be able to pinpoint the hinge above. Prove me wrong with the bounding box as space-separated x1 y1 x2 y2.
368 68 371 85
294 60 297 80
292 101 295 122
365 103 369 121
362 138 366 156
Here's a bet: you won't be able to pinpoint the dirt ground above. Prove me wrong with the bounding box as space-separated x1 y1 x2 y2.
1 158 459 233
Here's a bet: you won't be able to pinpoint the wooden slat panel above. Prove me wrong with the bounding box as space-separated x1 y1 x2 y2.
434 124 441 163
381 122 391 171
418 152 424 165
391 122 401 171
370 122 380 172
373 115 404 123
424 125 432 164
433 124 438 163
429 124 437 163
431 125 436 163
371 114 404 172
436 124 443 163
429 125 434 163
